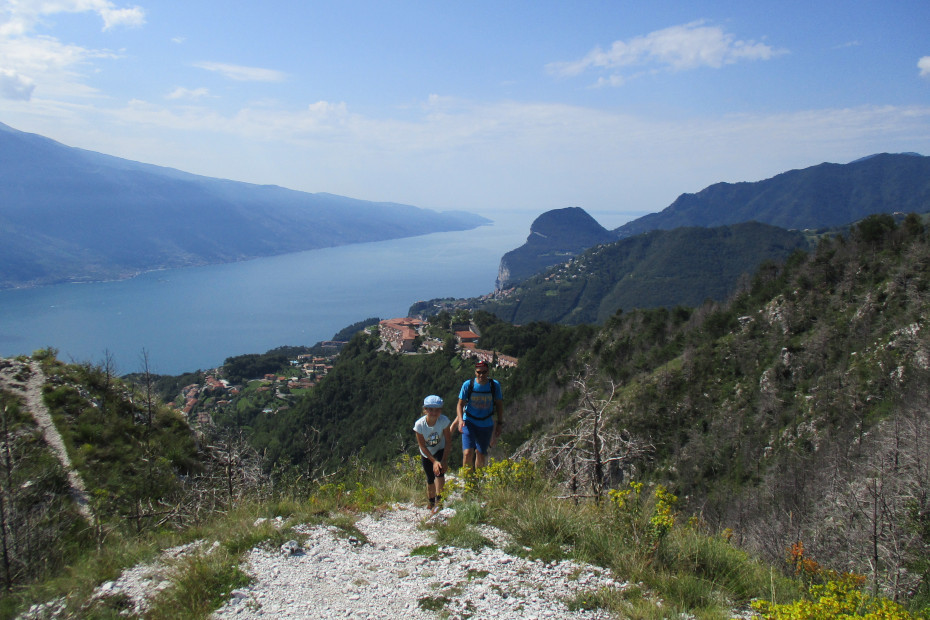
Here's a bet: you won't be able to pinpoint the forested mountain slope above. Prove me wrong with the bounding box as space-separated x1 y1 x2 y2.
0 353 207 590
479 221 809 324
507 213 930 603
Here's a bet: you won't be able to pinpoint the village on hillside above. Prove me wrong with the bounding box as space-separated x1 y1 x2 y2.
173 315 518 426
377 317 518 368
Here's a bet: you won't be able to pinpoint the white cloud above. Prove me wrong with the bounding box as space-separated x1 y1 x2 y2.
919 56 930 78
0 0 143 100
0 33 117 98
548 21 786 85
1 0 145 33
98 4 145 30
193 61 286 83
0 68 35 100
5 91 928 214
166 86 209 100
306 100 347 119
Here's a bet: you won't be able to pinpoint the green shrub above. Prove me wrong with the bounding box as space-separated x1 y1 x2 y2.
751 576 921 620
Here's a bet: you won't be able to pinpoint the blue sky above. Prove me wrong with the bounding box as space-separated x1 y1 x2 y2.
1 1 929 226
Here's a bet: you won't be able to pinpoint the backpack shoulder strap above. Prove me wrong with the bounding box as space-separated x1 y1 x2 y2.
466 376 501 402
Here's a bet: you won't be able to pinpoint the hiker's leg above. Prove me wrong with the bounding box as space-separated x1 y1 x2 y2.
473 425 493 468
422 455 437 507
461 423 478 469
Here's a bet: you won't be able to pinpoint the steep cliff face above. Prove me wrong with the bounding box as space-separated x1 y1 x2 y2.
495 262 511 290
495 207 616 290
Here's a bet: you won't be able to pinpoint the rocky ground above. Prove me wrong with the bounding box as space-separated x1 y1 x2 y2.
69 502 624 620
212 503 622 619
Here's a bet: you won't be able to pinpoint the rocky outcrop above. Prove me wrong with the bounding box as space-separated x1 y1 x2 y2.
495 207 616 290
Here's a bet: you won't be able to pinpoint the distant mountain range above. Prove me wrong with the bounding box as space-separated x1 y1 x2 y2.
614 152 930 237
429 152 930 324
0 122 488 288
495 154 930 297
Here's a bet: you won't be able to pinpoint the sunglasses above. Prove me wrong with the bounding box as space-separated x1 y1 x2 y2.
476 370 488 375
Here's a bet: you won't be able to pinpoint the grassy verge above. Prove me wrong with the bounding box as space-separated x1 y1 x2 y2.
427 460 804 619
2 456 422 619
9 456 924 619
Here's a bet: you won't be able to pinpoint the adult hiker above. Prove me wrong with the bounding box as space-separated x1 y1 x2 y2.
413 394 452 512
454 360 503 470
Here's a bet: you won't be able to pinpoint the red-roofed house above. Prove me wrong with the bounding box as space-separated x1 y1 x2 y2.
380 318 425 352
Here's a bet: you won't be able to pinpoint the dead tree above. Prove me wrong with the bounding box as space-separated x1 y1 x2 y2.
516 366 652 502
0 402 13 590
208 429 267 505
138 348 157 427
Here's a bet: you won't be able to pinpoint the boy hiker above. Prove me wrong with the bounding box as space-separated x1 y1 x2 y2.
413 395 452 512
455 360 503 470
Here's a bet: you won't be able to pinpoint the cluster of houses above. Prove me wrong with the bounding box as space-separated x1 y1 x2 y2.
175 317 517 427
177 375 239 425
378 317 518 369
291 353 335 375
175 352 339 425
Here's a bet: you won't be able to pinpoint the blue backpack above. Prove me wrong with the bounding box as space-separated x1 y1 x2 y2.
463 378 500 421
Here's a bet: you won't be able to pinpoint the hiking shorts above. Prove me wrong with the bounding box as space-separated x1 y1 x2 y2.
462 420 494 454
421 449 445 485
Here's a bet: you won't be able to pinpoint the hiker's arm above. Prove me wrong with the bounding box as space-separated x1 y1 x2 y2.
415 433 431 459
493 399 504 435
455 399 465 432
441 427 452 470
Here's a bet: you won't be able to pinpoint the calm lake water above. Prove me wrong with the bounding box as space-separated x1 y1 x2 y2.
0 210 544 375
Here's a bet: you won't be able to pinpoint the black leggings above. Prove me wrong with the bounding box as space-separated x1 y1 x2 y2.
420 449 445 485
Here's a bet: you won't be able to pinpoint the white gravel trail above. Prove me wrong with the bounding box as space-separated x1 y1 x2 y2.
0 358 93 523
213 503 622 619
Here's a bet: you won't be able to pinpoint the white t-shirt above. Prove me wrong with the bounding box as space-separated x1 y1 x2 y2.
413 414 451 457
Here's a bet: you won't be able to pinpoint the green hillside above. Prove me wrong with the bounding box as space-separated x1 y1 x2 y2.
2 214 930 618
480 222 809 325
254 213 930 610
508 213 930 608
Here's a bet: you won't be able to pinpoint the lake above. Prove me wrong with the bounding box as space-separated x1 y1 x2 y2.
0 209 637 375
0 210 530 375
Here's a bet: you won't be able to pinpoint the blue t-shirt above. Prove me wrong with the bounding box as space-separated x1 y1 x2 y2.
458 379 502 428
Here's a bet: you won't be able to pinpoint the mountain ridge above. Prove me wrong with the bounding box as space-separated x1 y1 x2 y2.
614 152 930 237
0 122 489 289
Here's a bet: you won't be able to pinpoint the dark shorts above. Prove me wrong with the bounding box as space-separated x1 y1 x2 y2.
420 448 445 485
462 420 494 454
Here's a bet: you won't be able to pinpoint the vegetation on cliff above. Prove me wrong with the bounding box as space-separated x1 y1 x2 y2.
481 221 810 324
